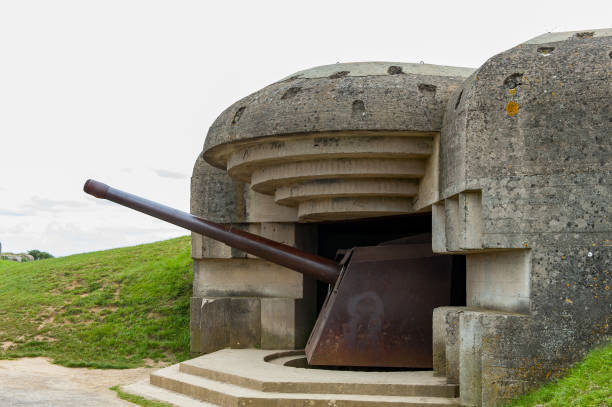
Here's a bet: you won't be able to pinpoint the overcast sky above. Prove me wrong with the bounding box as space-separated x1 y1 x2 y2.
0 0 610 257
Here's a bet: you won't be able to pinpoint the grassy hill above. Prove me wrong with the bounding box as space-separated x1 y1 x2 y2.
0 236 192 368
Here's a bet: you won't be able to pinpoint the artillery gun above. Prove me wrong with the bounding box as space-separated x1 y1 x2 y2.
84 179 453 368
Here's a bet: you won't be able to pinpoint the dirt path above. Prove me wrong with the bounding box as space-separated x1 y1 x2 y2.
0 357 157 406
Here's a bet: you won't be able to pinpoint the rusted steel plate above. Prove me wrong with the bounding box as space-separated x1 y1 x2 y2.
306 244 452 368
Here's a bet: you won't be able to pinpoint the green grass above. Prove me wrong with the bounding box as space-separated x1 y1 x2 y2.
110 386 172 407
0 259 18 270
507 340 612 407
0 236 192 369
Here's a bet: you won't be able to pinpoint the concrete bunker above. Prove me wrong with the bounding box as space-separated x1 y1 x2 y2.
190 61 474 356
186 29 611 406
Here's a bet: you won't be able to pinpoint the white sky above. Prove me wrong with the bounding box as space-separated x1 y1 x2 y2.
0 0 610 257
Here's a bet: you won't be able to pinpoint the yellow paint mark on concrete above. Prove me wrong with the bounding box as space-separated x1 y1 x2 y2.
551 91 556 96
509 88 516 95
605 285 610 291
506 101 519 116
523 242 529 248
565 298 573 304
561 255 565 260
566 283 571 287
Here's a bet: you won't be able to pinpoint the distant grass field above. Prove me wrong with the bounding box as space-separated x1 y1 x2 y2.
0 259 17 270
0 236 192 369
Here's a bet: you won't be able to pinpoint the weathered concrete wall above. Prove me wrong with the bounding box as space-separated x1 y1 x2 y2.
433 29 611 406
190 156 316 353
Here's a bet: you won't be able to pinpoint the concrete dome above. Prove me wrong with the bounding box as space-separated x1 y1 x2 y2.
203 62 474 169
200 61 474 221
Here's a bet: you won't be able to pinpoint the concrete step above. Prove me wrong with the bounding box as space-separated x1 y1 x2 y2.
121 380 218 407
151 365 461 407
179 350 458 398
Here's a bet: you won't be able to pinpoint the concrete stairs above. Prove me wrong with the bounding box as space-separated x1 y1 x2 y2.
122 349 460 407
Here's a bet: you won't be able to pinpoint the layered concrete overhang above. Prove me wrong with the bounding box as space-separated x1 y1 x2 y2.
202 62 474 221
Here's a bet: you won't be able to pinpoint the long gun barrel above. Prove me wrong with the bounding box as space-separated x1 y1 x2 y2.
84 179 340 284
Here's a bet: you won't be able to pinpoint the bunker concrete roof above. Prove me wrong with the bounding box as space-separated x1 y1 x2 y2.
203 61 474 169
523 28 612 44
281 61 475 79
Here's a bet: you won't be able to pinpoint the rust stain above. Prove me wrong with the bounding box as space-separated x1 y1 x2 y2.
506 101 520 116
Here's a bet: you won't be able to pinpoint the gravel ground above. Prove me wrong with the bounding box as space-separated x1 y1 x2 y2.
0 357 156 406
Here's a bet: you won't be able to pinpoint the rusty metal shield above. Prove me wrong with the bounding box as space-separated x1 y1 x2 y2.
305 244 452 368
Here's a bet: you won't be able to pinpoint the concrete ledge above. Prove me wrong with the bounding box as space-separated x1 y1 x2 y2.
227 133 434 182
297 196 415 221
122 380 216 407
275 179 419 206
193 259 305 298
178 349 458 398
250 157 427 194
152 364 461 406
